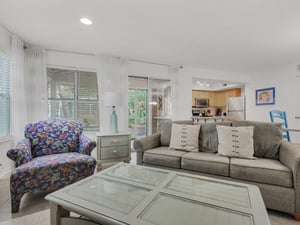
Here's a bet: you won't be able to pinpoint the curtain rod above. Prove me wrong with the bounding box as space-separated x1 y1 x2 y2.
46 48 178 68
1 23 29 49
0 23 13 37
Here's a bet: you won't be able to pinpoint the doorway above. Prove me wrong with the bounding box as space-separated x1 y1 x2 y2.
128 77 148 139
128 88 148 139
128 76 172 140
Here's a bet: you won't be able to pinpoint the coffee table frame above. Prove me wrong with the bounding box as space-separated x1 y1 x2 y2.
46 163 271 225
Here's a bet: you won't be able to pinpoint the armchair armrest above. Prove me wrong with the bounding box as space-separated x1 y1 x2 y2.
279 140 300 214
7 139 32 167
133 133 161 152
79 133 96 155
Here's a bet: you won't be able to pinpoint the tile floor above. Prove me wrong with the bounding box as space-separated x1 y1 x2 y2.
0 153 299 225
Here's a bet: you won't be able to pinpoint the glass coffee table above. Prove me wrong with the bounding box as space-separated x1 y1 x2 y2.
45 163 271 225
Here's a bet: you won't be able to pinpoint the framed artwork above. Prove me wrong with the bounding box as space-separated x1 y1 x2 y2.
256 87 275 105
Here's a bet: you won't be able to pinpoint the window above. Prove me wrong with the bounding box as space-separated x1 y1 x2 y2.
0 52 11 137
47 68 99 131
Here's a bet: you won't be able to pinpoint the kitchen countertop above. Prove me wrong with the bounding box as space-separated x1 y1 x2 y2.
191 116 226 123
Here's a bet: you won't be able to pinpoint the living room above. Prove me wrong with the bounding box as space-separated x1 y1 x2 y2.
1 0 300 225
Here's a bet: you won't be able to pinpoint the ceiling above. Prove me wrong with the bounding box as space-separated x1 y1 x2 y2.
1 0 300 73
192 78 242 91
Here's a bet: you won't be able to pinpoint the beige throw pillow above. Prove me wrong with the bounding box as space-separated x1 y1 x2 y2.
169 124 201 152
216 125 255 159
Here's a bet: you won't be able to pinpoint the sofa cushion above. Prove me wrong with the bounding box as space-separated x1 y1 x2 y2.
181 152 230 176
230 158 293 188
160 120 194 146
160 121 172 146
169 124 200 152
199 122 232 153
216 125 255 159
143 147 186 169
231 121 282 159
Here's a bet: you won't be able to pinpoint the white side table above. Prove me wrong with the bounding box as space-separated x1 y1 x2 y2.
96 132 131 170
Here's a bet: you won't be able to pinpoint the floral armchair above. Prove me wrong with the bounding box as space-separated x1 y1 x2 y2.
7 119 97 213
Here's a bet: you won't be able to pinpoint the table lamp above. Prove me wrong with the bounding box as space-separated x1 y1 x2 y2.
104 92 121 133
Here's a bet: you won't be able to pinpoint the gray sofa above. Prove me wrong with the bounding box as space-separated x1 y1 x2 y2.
133 120 300 218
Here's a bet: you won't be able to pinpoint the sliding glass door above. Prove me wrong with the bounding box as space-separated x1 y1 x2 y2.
128 76 171 140
128 89 147 139
148 78 172 134
128 77 148 139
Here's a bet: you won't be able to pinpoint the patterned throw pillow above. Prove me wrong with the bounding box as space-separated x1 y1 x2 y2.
216 125 255 159
169 124 201 152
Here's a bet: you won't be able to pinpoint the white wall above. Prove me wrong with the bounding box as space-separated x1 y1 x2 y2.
46 50 96 70
45 50 300 142
46 50 170 78
248 63 300 141
128 60 169 79
173 66 253 120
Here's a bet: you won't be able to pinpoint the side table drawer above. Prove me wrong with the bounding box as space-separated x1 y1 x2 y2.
101 136 129 147
100 146 129 160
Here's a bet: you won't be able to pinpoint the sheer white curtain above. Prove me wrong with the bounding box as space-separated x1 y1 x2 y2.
11 35 47 143
168 65 179 119
25 47 47 122
11 35 27 143
96 55 128 133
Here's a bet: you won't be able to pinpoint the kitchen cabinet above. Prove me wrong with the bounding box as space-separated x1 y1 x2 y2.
192 88 241 108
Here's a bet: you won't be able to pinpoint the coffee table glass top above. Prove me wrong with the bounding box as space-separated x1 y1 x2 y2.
63 176 150 214
140 193 254 225
103 163 169 186
166 174 251 208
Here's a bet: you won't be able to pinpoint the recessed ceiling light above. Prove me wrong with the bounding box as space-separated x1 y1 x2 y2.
80 17 92 25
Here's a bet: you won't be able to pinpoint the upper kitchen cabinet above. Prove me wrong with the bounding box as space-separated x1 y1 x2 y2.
192 88 241 107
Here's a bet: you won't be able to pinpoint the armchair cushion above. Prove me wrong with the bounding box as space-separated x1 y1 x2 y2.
10 152 96 213
7 139 32 167
25 120 83 157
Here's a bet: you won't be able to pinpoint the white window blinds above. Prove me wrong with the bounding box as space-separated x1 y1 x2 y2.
0 52 10 137
47 68 99 130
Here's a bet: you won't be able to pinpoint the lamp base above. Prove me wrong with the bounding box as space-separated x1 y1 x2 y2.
110 106 118 133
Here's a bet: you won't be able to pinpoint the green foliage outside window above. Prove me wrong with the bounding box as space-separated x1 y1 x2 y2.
128 89 147 127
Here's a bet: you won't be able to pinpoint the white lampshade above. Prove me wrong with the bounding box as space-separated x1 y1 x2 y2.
104 92 121 107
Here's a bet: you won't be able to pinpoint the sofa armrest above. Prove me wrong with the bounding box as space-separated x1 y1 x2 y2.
7 139 32 167
79 133 97 155
280 140 300 185
133 133 161 165
133 133 161 152
279 140 300 214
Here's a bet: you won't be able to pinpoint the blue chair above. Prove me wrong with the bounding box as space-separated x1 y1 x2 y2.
269 110 290 142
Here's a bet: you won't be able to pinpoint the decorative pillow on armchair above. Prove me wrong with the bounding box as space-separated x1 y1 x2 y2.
169 124 201 152
216 125 255 159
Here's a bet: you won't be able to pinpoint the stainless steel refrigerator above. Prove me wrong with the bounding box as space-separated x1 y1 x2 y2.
226 96 246 120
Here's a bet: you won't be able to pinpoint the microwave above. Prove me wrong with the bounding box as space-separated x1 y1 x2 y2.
195 98 209 108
